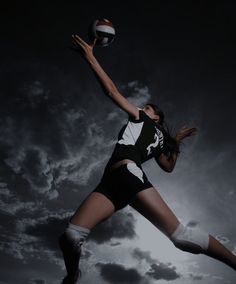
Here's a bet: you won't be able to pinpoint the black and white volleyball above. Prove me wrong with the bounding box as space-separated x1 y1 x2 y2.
89 18 115 47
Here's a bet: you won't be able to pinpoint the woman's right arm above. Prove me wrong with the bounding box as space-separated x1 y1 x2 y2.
72 35 139 120
155 125 197 172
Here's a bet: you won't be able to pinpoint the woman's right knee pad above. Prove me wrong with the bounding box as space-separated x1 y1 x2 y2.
170 223 209 254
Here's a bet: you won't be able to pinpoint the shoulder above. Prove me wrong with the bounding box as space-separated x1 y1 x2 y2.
128 108 149 123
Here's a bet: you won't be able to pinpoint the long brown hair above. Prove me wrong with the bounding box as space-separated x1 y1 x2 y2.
146 103 180 155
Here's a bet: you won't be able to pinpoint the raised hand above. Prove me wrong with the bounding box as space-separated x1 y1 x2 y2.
175 125 197 143
71 34 97 59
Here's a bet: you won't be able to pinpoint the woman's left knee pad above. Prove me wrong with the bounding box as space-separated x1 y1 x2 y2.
170 223 209 254
64 222 90 247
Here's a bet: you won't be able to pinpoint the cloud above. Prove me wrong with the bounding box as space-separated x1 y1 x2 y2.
0 182 7 188
145 263 181 281
0 78 156 282
29 279 46 284
215 235 230 244
0 197 36 216
0 79 153 200
212 275 224 281
0 209 72 268
95 262 144 284
109 241 122 246
6 146 54 195
80 247 92 260
125 80 151 107
88 211 137 244
189 273 204 280
233 246 236 256
132 247 157 264
132 247 182 282
186 220 199 227
21 80 49 108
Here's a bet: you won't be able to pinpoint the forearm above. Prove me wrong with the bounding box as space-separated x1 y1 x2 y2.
156 149 179 173
166 152 178 171
168 139 180 169
85 53 119 97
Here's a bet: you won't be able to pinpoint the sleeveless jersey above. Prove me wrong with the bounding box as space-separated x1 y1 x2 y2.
104 109 166 171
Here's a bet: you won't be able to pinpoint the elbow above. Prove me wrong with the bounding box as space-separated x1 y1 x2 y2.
107 88 119 99
107 83 118 96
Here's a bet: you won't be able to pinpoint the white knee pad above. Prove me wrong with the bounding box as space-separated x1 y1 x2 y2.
64 223 90 247
170 223 209 254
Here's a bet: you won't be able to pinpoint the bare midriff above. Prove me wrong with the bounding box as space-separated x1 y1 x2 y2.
110 159 136 171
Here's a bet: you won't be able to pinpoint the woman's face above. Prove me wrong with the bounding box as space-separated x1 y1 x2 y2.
143 105 160 122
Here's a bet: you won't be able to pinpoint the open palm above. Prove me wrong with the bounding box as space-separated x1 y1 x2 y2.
175 125 197 142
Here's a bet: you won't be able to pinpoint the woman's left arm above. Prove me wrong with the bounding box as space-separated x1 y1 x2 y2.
155 152 178 173
155 125 197 173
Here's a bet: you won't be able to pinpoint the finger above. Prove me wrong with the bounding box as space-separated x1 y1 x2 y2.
188 128 198 136
71 35 82 46
191 131 197 136
71 36 80 46
71 34 86 48
188 128 197 134
74 34 87 46
92 37 97 47
181 128 196 136
185 127 197 132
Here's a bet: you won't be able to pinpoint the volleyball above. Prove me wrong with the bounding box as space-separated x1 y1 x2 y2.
89 18 115 47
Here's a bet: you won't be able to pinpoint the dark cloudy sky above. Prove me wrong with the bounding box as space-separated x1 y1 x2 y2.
1 1 236 283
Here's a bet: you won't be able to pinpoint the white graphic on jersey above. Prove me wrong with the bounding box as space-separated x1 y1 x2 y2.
146 127 164 155
146 133 159 155
118 121 144 145
127 163 144 183
155 127 164 149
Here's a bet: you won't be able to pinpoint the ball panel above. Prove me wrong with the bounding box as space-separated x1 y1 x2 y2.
101 38 109 45
96 31 115 39
95 25 115 35
96 19 114 27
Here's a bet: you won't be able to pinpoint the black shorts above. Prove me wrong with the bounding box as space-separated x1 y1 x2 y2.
92 162 153 211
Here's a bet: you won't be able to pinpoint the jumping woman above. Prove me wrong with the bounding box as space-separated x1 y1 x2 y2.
59 35 236 284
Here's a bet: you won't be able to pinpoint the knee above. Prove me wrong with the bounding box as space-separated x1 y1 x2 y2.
170 223 209 254
59 223 91 248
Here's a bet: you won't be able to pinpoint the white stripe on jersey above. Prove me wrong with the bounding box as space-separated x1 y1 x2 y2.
118 121 144 146
127 163 144 183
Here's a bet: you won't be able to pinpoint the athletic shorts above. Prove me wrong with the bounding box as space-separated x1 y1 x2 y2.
92 162 153 211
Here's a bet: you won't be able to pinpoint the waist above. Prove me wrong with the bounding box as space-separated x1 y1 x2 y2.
105 159 136 174
111 159 135 169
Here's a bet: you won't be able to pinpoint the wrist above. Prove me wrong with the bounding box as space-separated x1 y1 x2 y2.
85 52 96 64
173 137 181 155
175 136 181 144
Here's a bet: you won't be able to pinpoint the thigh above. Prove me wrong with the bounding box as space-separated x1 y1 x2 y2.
129 187 180 238
70 192 115 230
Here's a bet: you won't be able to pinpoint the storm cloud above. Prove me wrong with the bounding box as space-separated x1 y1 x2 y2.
88 211 137 244
95 262 144 284
145 262 181 281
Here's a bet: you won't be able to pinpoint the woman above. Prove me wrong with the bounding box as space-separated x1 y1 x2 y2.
59 35 236 284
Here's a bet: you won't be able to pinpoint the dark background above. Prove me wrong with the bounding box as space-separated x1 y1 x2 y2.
0 1 236 283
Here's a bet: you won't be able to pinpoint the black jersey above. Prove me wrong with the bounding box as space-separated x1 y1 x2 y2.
104 109 166 171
